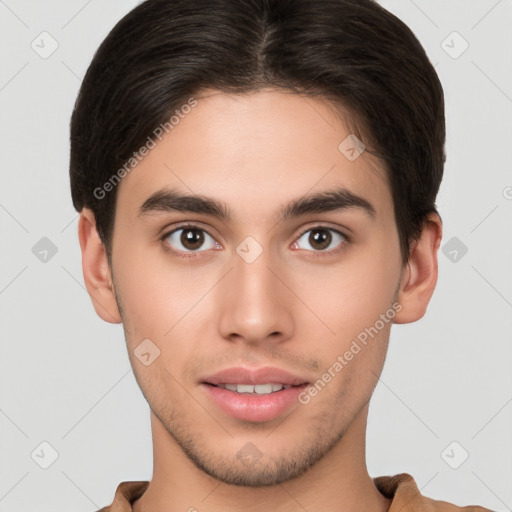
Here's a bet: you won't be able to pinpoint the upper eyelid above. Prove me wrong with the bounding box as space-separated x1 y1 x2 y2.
296 225 348 240
161 222 218 241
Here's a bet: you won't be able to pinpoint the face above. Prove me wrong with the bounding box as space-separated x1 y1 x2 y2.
108 89 404 486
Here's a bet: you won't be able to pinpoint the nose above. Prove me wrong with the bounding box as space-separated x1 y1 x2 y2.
217 244 294 346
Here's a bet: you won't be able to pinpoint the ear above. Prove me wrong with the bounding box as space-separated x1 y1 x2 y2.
77 208 122 324
394 212 443 324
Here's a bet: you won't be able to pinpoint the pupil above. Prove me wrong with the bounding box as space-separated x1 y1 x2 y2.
310 229 331 250
182 229 204 250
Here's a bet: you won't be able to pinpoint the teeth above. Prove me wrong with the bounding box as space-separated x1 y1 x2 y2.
238 384 257 394
217 383 291 394
255 384 272 394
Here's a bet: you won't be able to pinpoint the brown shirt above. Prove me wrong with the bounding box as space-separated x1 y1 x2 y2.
97 473 494 511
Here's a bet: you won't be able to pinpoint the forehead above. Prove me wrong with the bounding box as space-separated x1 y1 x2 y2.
114 89 392 226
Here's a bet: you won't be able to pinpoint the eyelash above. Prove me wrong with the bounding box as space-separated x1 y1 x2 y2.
160 223 349 260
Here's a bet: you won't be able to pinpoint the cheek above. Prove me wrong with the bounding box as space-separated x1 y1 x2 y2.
304 252 399 340
113 246 217 379
114 245 200 333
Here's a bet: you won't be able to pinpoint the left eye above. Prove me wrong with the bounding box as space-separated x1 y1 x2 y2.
293 227 346 253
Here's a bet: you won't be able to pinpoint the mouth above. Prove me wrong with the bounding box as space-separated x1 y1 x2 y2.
199 367 310 422
204 382 305 395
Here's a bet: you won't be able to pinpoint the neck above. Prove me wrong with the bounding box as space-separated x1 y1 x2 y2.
133 404 390 512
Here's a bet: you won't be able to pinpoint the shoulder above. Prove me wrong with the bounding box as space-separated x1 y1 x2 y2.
374 473 495 512
96 481 150 511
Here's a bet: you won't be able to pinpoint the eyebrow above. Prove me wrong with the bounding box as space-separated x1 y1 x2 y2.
137 186 376 223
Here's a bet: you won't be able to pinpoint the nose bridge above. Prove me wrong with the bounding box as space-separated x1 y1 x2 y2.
217 238 293 343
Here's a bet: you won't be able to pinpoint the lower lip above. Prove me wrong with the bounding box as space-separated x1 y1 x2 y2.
201 383 308 422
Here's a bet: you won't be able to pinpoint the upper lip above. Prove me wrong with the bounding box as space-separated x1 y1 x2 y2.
202 367 309 386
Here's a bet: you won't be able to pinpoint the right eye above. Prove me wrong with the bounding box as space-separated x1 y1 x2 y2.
161 224 221 258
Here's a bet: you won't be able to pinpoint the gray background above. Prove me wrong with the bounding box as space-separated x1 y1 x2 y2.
1 0 511 510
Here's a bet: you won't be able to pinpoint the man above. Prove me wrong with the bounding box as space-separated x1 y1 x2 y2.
69 0 493 510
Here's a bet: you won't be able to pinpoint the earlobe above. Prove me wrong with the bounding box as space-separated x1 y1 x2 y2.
77 208 122 324
394 212 443 324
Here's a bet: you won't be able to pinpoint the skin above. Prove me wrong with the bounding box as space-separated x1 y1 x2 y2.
78 88 442 512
